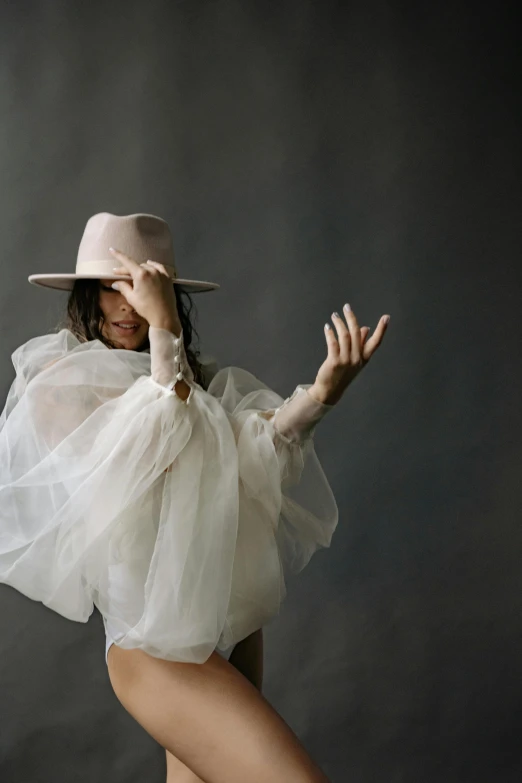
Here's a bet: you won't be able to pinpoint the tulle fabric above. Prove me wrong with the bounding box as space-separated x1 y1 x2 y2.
0 328 338 662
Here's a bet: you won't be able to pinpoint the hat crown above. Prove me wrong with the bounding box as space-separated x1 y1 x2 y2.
77 212 177 278
27 211 220 292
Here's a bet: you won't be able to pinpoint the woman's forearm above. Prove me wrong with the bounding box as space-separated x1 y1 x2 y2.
270 384 335 444
147 322 194 400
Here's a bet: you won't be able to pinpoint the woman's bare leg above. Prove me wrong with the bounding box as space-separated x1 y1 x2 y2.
165 746 206 783
107 642 329 783
164 629 264 782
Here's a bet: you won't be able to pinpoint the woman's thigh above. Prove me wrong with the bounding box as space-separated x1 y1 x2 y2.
107 644 328 783
163 631 264 782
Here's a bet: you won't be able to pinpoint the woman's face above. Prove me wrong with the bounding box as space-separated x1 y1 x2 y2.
98 278 149 349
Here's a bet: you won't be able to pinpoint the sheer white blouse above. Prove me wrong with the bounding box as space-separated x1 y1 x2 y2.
0 326 338 662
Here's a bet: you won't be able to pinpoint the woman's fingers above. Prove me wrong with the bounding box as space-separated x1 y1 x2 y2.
331 305 362 364
342 304 362 363
110 254 169 279
111 265 131 275
144 259 170 277
330 311 351 364
324 320 341 360
109 247 142 275
328 306 390 365
362 316 390 361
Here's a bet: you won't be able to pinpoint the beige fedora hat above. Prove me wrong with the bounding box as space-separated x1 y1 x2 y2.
28 212 220 294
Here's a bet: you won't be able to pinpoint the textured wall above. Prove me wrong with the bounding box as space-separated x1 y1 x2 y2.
0 1 520 781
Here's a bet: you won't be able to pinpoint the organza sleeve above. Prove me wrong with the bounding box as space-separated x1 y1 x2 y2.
0 327 339 663
147 325 195 392
206 363 339 579
0 328 240 663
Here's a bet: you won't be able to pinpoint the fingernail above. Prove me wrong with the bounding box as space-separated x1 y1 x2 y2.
384 315 390 324
344 303 351 312
325 323 332 330
111 283 119 290
332 311 340 319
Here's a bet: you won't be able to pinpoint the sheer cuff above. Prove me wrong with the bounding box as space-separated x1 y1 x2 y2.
271 384 334 444
148 326 195 396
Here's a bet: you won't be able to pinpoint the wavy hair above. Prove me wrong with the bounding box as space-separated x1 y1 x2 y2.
54 279 207 388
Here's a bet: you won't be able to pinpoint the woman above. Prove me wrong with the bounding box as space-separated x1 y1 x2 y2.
0 212 389 782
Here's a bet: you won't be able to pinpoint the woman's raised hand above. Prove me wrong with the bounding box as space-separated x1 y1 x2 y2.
308 303 390 406
108 248 181 331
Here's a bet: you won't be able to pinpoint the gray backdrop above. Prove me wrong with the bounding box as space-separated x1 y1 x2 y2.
1 1 520 781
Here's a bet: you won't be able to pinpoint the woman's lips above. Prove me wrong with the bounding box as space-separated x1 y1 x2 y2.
112 323 140 335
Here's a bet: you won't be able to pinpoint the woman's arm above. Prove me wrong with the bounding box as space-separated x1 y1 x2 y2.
148 323 193 401
265 304 391 442
268 385 334 444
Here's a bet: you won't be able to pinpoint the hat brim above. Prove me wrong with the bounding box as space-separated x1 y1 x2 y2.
28 274 220 294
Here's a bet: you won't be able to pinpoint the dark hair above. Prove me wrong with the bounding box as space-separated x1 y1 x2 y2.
54 279 207 387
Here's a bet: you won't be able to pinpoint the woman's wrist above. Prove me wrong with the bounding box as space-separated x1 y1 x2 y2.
272 384 335 443
148 313 182 336
148 323 194 393
306 382 341 406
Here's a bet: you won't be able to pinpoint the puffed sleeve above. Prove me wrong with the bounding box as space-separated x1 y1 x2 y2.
204 361 338 648
0 327 239 663
0 327 338 662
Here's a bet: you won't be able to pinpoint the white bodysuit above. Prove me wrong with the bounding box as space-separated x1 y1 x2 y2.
0 326 338 665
